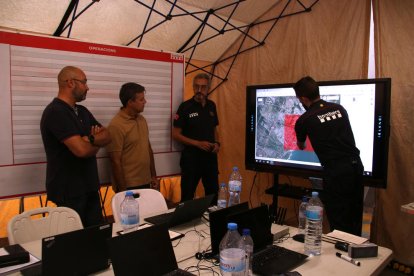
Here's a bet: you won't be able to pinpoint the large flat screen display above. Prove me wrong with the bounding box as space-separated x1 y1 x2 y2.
245 78 391 188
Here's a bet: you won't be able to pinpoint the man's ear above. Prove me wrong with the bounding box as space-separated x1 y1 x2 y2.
299 96 311 107
66 79 75 89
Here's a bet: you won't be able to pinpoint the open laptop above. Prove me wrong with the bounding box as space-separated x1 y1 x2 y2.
209 202 249 256
227 205 308 275
108 223 194 276
41 223 112 276
144 194 214 228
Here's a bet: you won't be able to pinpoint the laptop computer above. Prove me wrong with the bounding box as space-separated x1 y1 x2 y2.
209 202 250 256
227 205 308 275
108 223 194 276
41 223 112 276
144 195 214 228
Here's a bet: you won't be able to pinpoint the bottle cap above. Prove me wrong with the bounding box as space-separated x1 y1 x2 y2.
220 183 226 187
233 166 238 171
242 228 251 235
227 222 238 230
125 191 134 196
311 191 319 197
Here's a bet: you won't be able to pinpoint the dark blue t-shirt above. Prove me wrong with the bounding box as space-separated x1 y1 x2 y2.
295 99 359 166
40 98 100 202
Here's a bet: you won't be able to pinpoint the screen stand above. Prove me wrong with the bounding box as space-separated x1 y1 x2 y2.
268 173 287 224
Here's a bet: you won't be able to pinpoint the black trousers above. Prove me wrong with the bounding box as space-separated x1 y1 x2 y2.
180 150 219 203
56 191 104 228
321 156 364 236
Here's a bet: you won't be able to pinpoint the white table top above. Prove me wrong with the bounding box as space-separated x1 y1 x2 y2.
13 220 392 276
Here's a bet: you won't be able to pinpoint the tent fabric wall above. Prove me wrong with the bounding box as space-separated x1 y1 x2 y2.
210 0 370 206
1 1 413 266
372 0 414 266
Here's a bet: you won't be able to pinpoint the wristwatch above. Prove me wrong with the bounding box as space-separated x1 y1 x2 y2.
88 134 95 145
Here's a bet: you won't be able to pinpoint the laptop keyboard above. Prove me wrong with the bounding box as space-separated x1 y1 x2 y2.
252 245 307 274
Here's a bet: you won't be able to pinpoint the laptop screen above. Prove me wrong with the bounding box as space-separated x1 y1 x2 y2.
226 205 274 252
41 223 112 276
209 202 249 254
145 194 214 227
109 224 179 275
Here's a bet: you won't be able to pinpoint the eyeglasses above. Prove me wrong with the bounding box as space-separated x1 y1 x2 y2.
68 78 88 85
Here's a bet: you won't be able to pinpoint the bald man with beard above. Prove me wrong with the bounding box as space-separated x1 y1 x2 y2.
40 66 111 227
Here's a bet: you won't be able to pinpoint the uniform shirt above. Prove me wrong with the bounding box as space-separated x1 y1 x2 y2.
40 98 100 202
173 97 219 154
295 99 359 166
106 109 152 191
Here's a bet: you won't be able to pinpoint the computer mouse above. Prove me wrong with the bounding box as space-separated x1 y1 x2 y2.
292 234 305 243
335 241 349 252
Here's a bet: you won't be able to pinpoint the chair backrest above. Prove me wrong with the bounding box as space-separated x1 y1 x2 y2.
7 206 83 245
111 189 168 223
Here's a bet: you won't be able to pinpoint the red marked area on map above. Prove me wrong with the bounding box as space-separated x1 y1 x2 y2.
284 115 314 152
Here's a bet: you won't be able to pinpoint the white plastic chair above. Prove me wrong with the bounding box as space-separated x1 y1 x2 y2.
7 206 83 245
111 189 168 223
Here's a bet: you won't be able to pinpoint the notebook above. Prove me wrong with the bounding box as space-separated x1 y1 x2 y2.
209 202 250 255
227 205 308 275
108 223 194 276
41 223 112 276
144 195 214 227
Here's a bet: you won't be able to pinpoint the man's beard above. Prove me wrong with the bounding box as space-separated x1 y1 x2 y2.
194 92 206 101
72 88 86 102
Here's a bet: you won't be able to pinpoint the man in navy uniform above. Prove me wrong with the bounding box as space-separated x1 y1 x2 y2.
172 73 220 203
294 76 364 236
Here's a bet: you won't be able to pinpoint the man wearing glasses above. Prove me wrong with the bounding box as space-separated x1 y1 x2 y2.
173 73 220 203
40 66 111 227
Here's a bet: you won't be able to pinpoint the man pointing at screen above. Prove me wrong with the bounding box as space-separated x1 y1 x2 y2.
294 76 364 236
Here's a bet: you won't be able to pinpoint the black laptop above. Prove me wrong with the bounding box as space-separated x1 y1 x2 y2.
108 223 194 276
209 202 250 255
227 205 308 275
144 195 214 227
41 223 112 276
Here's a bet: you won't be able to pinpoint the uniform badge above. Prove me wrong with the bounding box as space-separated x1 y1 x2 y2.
174 114 179 120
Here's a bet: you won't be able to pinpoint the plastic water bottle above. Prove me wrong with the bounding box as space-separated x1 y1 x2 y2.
219 223 246 275
228 166 242 206
119 191 139 233
239 228 254 276
217 183 227 209
298 196 308 235
304 191 323 256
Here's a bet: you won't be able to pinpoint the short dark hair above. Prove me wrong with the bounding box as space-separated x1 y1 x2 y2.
119 82 145 107
293 76 320 100
193 73 211 88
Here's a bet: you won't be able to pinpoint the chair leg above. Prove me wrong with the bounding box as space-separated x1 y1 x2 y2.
98 188 108 222
19 197 25 214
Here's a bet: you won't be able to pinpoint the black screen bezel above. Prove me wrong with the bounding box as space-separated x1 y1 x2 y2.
245 78 391 188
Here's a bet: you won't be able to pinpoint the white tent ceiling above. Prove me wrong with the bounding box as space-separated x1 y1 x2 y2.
0 0 319 84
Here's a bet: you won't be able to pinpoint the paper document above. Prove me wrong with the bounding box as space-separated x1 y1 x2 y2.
325 230 368 244
117 223 184 240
